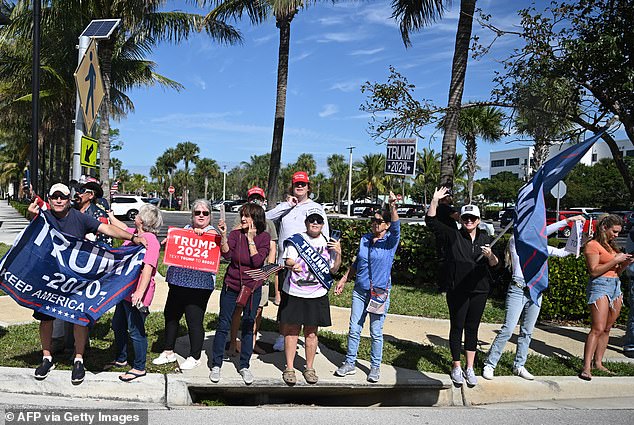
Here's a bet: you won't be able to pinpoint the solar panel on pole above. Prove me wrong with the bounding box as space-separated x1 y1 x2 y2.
80 19 121 39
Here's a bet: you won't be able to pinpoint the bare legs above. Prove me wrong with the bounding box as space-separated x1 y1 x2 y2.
582 296 622 378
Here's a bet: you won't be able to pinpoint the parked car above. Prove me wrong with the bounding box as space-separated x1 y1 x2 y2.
546 210 596 237
211 200 234 211
111 195 150 220
322 202 336 213
352 202 381 217
500 208 515 227
396 204 426 218
230 199 248 212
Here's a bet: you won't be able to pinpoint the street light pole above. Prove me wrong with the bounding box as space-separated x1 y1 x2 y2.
222 166 227 201
346 146 355 217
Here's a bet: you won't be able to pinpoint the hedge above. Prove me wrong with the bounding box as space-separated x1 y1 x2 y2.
330 217 631 323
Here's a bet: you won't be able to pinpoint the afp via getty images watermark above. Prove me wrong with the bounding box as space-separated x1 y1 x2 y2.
4 409 148 425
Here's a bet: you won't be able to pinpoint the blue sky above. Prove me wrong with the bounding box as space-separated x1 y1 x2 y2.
114 0 537 179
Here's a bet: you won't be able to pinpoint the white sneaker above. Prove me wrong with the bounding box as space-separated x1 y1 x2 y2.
482 365 494 380
463 367 478 386
450 367 463 386
239 367 254 385
179 356 201 370
513 366 535 380
273 335 284 352
152 352 177 365
209 366 221 383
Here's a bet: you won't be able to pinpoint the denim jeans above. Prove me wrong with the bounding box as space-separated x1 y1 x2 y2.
211 286 261 370
345 286 390 368
112 300 148 371
625 280 634 350
485 282 541 370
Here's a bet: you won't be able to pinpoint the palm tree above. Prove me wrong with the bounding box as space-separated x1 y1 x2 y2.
175 141 200 210
440 105 504 202
353 153 386 202
241 153 270 189
110 157 122 180
414 147 441 205
194 157 220 199
204 0 326 203
393 0 477 189
327 154 347 212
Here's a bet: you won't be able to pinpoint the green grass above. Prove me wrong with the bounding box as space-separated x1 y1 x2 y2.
2 314 631 378
329 281 507 323
0 243 10 296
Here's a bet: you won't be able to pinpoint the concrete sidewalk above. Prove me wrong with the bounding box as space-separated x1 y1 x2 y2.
1 199 633 407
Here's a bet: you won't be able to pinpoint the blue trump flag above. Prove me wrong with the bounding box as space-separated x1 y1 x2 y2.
0 213 145 326
514 130 605 305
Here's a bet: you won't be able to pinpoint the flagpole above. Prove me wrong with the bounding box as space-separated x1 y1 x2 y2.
476 221 514 261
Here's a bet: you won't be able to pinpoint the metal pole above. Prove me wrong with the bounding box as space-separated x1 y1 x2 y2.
346 146 354 217
30 0 41 195
72 36 90 182
222 166 227 201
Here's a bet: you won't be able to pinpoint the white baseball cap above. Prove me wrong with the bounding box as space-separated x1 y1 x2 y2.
460 204 481 219
48 183 70 197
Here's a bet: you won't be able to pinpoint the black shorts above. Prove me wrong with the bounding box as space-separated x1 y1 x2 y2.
33 311 55 321
277 291 331 327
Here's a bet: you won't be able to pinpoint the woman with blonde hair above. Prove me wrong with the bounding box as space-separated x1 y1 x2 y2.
108 204 163 381
580 214 633 380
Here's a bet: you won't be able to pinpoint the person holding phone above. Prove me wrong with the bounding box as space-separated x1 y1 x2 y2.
334 191 400 383
579 214 633 380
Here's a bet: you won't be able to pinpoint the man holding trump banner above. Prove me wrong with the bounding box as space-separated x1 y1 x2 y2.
0 183 147 385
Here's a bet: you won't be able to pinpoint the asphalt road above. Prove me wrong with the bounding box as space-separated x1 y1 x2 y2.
1 393 634 424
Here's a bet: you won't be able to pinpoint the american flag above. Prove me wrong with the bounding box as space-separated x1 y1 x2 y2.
245 264 284 280
111 180 119 191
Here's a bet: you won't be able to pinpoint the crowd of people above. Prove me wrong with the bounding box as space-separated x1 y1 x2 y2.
20 176 634 388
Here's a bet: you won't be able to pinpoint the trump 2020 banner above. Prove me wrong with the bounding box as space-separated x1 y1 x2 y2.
514 130 605 305
0 213 145 326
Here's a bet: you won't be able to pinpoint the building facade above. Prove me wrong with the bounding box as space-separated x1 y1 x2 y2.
489 139 634 179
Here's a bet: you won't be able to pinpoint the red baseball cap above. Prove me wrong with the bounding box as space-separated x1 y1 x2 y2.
292 171 310 184
247 186 266 199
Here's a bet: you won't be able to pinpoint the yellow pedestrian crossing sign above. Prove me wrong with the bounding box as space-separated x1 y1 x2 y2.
81 135 98 168
74 40 105 133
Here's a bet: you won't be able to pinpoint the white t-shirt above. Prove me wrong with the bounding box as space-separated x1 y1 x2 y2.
282 232 333 299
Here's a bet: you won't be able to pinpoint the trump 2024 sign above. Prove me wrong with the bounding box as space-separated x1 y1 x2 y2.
385 138 417 177
163 228 221 273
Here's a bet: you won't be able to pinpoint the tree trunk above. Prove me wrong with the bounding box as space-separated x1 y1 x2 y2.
439 0 476 189
98 40 113 196
466 137 477 203
266 12 296 206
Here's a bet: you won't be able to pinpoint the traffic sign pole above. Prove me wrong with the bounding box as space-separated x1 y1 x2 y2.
72 35 90 182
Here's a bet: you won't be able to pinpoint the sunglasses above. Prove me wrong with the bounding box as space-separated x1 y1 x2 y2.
77 188 94 195
371 218 385 224
307 217 324 225
49 193 69 200
194 210 210 216
294 182 307 188
462 215 478 222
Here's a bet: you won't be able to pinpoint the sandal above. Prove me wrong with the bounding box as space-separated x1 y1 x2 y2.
578 371 592 381
103 360 128 371
282 369 296 386
303 367 318 384
119 370 146 382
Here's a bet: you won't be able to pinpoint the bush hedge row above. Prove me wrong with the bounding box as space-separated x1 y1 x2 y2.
330 217 631 323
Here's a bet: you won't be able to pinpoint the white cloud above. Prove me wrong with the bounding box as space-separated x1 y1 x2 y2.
319 104 339 118
317 32 366 43
290 52 312 64
349 47 384 56
329 79 366 93
191 76 206 91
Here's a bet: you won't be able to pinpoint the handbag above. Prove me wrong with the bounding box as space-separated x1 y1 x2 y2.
365 241 389 315
236 285 253 308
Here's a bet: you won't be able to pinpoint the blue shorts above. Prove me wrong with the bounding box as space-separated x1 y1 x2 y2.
587 276 622 307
